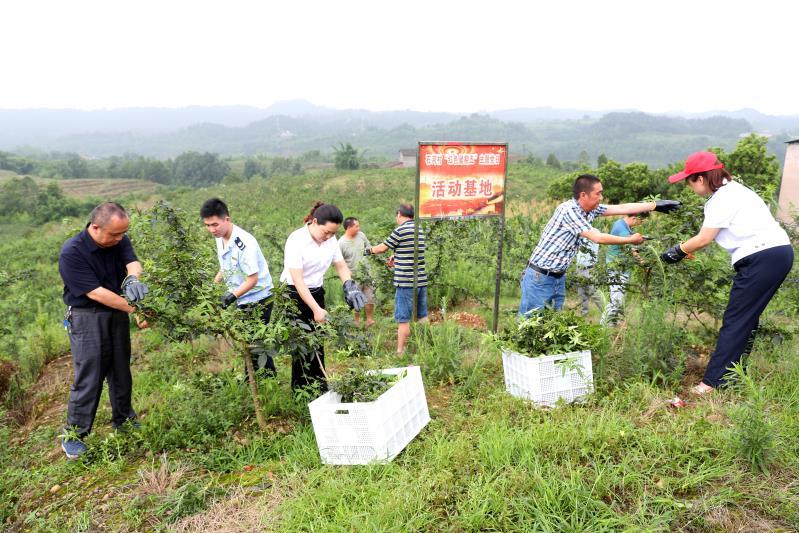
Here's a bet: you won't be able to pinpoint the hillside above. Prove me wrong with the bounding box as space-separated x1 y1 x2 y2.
2 104 798 166
1 162 798 530
0 173 160 200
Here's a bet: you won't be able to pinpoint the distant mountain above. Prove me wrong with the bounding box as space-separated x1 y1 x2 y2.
666 108 799 135
1 102 797 167
488 107 612 122
262 99 336 117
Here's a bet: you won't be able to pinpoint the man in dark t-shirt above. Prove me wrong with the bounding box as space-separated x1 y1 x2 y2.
58 202 149 459
365 203 427 354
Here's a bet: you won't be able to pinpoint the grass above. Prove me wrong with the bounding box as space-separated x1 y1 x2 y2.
1 165 798 530
2 299 799 531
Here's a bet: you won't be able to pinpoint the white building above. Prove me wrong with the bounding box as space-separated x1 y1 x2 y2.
397 149 417 168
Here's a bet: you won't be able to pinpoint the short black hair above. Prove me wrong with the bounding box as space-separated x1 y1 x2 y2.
572 174 601 200
343 217 358 230
90 202 128 226
200 198 229 219
397 203 414 218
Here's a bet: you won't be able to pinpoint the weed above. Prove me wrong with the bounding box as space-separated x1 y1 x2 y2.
155 481 209 523
411 318 471 385
138 453 189 495
727 363 778 474
613 298 686 386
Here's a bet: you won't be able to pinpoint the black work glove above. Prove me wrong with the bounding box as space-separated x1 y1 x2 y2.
343 279 368 311
220 292 237 308
654 200 681 213
121 275 149 302
661 244 688 264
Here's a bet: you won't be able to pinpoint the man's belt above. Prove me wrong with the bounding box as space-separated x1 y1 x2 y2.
527 262 565 278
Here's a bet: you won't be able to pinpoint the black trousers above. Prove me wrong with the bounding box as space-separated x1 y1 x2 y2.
288 286 328 391
239 299 276 374
703 245 794 387
66 307 136 437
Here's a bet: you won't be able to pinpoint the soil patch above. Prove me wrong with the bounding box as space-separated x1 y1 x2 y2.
428 310 487 330
10 354 72 431
0 359 19 399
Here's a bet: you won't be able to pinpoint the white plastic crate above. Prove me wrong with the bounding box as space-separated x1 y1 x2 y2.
501 348 593 407
308 366 430 465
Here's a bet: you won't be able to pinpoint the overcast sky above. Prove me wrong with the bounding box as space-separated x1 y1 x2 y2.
2 0 797 115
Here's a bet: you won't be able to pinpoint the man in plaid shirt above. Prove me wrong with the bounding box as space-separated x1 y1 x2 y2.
519 174 680 316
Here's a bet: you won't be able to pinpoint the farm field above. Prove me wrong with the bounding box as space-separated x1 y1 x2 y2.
0 171 160 199
1 149 798 531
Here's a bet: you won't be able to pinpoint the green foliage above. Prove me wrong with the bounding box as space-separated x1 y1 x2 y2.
715 134 781 198
411 316 471 385
0 177 94 224
727 363 778 474
106 154 171 183
171 151 229 187
499 309 602 357
242 156 303 179
129 202 219 341
333 142 363 170
328 368 404 403
545 153 561 169
547 134 780 206
547 160 670 203
614 299 686 386
0 150 37 174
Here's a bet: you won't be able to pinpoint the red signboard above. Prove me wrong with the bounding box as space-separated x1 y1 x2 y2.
417 143 507 219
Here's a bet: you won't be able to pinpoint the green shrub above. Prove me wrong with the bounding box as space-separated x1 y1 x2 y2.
614 299 686 386
727 363 778 474
412 318 472 385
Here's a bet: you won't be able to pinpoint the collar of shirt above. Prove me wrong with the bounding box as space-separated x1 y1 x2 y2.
218 225 244 257
303 224 315 245
80 224 101 253
570 198 593 218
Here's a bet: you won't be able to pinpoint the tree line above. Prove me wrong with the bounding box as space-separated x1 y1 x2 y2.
0 150 309 187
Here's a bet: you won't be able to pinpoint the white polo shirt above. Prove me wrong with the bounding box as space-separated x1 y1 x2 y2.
703 180 790 265
280 224 344 288
216 225 273 306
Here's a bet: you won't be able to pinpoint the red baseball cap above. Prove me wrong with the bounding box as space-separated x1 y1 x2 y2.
668 151 724 183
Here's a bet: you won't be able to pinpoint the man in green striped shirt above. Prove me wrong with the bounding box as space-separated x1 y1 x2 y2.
365 203 427 354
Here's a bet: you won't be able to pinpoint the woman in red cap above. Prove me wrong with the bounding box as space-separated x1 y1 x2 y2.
661 151 794 395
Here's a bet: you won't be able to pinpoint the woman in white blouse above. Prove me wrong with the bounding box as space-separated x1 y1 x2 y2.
662 151 794 395
280 202 366 391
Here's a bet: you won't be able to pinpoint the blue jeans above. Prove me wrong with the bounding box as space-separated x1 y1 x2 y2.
395 286 428 323
518 267 566 317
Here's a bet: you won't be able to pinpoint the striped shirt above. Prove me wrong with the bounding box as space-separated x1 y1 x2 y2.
384 220 427 288
528 199 607 272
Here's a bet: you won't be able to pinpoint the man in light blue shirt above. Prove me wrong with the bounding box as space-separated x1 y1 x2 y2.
602 213 646 325
201 198 276 374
